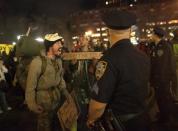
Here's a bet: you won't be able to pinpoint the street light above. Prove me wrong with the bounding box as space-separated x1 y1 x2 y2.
35 37 44 42
12 42 16 45
169 32 174 37
105 1 109 5
129 4 133 7
17 35 24 40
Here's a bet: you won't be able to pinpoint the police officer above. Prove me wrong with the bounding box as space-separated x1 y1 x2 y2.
26 33 68 131
172 29 178 57
87 10 151 131
150 27 178 123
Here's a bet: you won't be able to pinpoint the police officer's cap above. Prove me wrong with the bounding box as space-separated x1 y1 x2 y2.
102 10 137 30
153 27 165 38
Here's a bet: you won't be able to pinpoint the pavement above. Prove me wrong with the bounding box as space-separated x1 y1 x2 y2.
0 87 37 131
0 87 178 131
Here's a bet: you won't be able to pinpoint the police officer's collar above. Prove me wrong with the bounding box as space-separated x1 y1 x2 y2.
112 39 131 48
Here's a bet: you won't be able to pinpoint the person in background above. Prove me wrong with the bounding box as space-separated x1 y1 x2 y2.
150 27 178 124
0 58 12 114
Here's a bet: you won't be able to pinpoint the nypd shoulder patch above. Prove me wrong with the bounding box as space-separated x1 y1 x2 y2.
95 61 107 80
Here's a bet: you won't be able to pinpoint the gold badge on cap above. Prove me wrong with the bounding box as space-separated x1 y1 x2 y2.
95 61 107 80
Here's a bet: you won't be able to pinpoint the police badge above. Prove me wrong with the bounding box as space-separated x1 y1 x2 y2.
95 61 107 80
157 49 164 57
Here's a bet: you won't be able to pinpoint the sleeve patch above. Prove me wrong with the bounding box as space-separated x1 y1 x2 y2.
95 61 107 80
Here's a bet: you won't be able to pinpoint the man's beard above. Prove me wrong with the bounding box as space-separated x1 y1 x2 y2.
55 48 62 58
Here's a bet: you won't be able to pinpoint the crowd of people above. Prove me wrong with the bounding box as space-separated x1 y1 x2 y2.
0 9 178 131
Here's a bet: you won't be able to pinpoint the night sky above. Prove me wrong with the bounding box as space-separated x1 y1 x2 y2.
0 0 172 19
0 0 176 43
0 0 99 42
0 0 99 17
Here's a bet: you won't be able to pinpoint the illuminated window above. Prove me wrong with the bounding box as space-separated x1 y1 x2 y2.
168 20 178 24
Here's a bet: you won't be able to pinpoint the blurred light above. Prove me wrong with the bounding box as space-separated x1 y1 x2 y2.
147 34 152 37
17 35 23 40
131 32 136 37
150 8 155 12
103 44 108 48
85 30 93 36
12 42 16 45
159 21 166 25
92 33 101 37
103 38 109 41
105 1 109 5
92 39 98 45
170 32 174 37
73 41 77 44
35 37 44 42
146 29 151 34
96 28 101 31
130 4 133 7
101 27 107 31
168 20 178 24
102 33 107 36
130 37 138 45
134 0 137 2
72 36 78 40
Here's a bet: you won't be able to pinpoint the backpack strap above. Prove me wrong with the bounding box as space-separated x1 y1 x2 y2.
35 56 47 91
39 55 47 79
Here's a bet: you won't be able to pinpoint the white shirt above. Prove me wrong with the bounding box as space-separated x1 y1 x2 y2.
0 63 8 81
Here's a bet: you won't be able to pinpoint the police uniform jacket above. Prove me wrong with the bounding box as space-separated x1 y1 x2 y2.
91 39 150 116
150 40 177 86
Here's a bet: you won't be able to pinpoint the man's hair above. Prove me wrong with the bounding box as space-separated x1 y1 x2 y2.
44 33 63 52
44 39 63 52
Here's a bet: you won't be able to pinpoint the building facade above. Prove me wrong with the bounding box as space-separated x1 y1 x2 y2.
68 0 178 44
